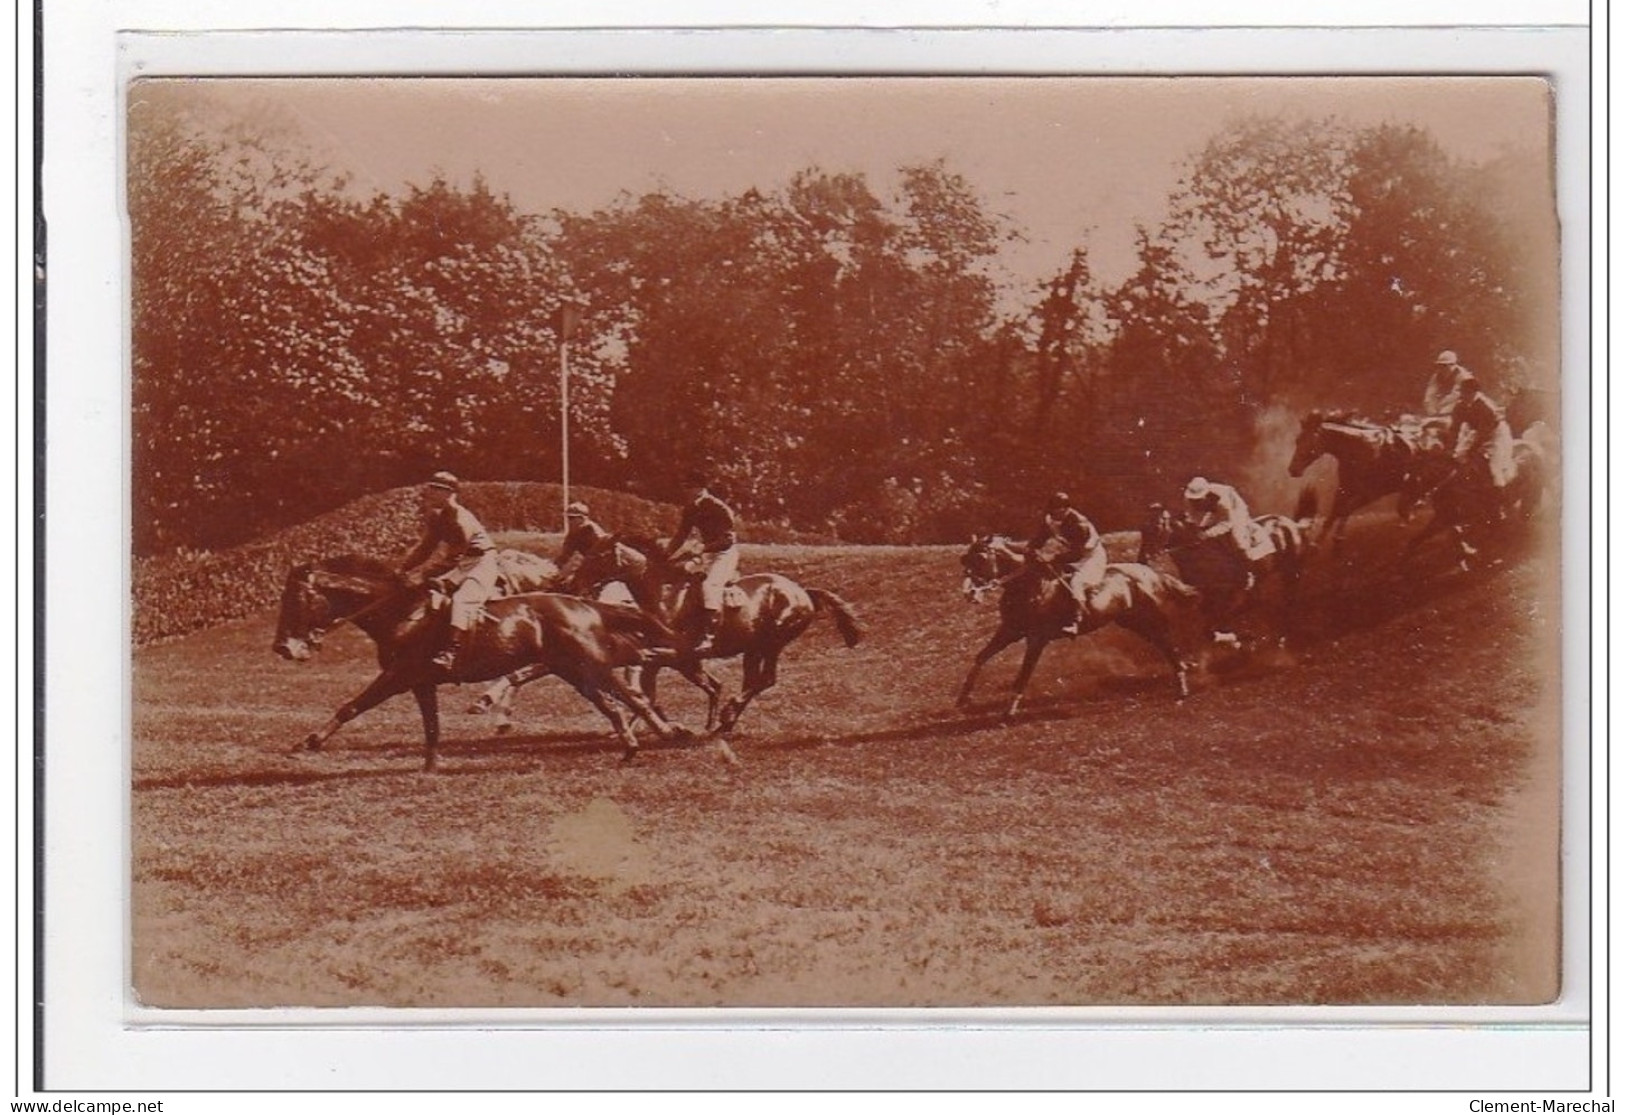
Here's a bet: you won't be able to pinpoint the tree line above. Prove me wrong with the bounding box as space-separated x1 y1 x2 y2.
130 94 1555 555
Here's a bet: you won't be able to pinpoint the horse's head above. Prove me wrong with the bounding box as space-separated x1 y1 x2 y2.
273 563 330 661
574 537 656 597
1287 410 1326 478
272 556 401 661
960 535 1013 603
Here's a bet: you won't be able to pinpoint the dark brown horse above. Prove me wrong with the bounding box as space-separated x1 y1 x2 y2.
554 536 864 735
1137 491 1319 648
272 554 690 769
956 536 1207 719
1288 410 1446 543
469 580 652 734
1401 421 1554 570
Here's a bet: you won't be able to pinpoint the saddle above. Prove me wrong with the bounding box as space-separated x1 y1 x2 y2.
493 548 557 594
1240 520 1277 561
670 552 745 607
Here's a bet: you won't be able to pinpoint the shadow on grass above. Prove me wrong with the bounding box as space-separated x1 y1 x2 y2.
134 731 629 790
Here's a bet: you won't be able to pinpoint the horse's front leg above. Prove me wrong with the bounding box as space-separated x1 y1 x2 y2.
602 668 691 743
670 663 725 734
296 671 408 756
573 681 639 760
1003 636 1050 722
411 683 442 772
471 663 550 736
957 624 1023 710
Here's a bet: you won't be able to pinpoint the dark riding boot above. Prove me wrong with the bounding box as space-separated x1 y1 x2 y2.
432 626 466 673
692 609 720 654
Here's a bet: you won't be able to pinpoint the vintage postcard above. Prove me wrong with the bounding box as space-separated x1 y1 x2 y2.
125 72 1568 1018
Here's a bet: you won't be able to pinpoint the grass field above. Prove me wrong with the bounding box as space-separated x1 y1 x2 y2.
131 516 1562 1008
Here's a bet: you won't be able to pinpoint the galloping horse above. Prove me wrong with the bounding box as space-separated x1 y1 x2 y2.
272 554 690 769
556 536 864 735
956 537 1207 719
1402 421 1554 570
1137 491 1319 647
470 580 647 735
1288 410 1445 543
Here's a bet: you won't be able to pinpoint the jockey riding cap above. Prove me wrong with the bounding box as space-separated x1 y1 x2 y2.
565 501 589 518
1184 476 1212 502
1046 491 1072 512
428 470 460 492
1435 350 1458 366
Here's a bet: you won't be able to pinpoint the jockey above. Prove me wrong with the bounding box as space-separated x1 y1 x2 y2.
397 471 500 673
662 469 740 653
1423 349 1476 419
1137 501 1172 564
556 500 615 593
1447 373 1517 488
1027 491 1108 637
1183 477 1273 569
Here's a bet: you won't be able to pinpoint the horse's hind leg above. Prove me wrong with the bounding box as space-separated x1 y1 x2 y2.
717 648 782 735
1117 610 1194 701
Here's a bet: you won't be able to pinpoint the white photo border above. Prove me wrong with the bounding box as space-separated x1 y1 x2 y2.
34 2 1601 1097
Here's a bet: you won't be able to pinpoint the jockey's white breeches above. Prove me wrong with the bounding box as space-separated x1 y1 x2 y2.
448 551 502 629
692 546 741 611
1063 547 1109 601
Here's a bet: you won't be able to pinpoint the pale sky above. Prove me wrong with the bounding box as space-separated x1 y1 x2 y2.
134 75 1553 293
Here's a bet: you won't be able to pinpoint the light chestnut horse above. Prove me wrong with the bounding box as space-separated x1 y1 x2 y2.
957 536 1207 720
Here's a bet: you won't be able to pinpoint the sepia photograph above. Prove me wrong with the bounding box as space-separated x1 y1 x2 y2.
126 72 1565 1014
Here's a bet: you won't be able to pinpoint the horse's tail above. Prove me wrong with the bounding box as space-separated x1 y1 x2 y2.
807 588 863 647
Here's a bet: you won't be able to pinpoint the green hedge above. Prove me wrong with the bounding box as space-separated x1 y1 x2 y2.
132 481 827 645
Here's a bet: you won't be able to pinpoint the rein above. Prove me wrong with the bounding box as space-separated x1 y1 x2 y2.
305 569 416 635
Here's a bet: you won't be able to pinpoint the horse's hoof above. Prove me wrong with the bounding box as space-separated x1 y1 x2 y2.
670 725 695 742
301 735 322 753
468 698 492 714
493 723 513 737
621 748 639 763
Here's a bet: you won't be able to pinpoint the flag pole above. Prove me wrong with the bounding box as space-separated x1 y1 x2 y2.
560 325 570 529
556 301 582 532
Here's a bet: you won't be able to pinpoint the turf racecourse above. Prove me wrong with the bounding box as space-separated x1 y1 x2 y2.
131 516 1562 1009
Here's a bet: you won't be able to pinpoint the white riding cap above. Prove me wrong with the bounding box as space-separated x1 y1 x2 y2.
427 470 459 492
566 501 589 518
1435 350 1458 365
1184 477 1211 501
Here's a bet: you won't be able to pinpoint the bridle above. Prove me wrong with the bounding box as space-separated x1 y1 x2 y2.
294 567 404 641
961 538 1026 603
